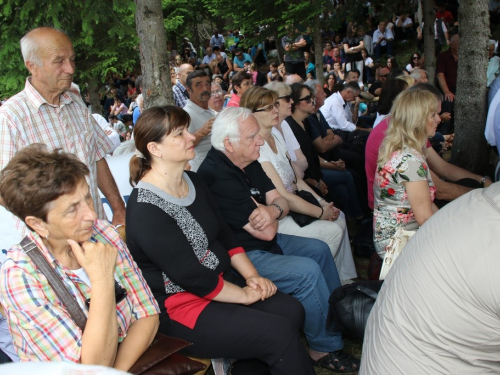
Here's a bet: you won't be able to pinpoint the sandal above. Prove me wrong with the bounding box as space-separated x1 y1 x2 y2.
312 350 360 373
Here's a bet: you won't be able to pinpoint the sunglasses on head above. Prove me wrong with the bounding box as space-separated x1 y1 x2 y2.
254 102 280 113
278 95 292 103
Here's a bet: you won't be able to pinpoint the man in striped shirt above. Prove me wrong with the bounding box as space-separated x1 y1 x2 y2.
0 27 126 227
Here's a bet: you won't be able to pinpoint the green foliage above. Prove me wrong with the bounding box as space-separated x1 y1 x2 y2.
0 0 138 97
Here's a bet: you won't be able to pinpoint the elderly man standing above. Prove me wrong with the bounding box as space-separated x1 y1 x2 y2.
0 26 126 363
172 63 194 108
198 107 360 373
0 27 125 226
183 71 216 171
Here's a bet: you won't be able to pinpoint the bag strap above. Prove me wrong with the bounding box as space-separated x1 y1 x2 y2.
20 236 87 332
482 187 500 215
357 285 379 300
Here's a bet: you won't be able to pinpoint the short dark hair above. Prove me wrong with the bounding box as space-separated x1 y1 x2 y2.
186 70 209 90
234 47 243 54
0 144 89 226
290 83 313 113
343 81 361 93
122 114 133 123
231 71 252 94
213 45 220 52
109 114 117 120
347 69 361 78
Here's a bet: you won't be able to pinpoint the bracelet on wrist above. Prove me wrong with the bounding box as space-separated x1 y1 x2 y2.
318 206 324 219
271 203 284 220
481 176 491 187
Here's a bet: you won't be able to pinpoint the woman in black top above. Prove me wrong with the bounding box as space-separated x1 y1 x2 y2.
342 23 365 86
126 106 315 375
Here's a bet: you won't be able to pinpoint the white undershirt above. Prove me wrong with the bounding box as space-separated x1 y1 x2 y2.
72 267 92 287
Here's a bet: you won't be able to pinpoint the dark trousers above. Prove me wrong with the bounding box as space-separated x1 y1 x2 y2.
161 291 315 375
374 42 393 59
285 61 307 81
0 349 12 364
438 94 455 135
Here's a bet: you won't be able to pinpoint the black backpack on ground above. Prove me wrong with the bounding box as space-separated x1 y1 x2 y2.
327 280 384 339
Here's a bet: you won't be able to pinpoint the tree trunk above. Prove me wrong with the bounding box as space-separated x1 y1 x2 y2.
87 76 103 115
135 0 174 109
312 15 325 85
451 0 490 174
422 0 436 84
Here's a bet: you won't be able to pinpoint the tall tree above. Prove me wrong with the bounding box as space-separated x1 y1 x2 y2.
422 0 437 84
135 0 173 108
451 0 490 173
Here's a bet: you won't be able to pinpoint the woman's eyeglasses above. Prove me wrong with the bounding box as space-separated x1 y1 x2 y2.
413 56 419 60
254 102 280 113
278 95 292 103
298 95 315 104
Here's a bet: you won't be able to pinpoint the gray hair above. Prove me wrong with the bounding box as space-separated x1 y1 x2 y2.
489 39 496 47
304 79 321 95
211 107 251 152
20 27 68 67
20 31 42 66
410 69 427 81
264 81 291 97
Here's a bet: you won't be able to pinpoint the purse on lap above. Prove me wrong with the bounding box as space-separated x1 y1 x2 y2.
288 190 322 227
20 236 206 375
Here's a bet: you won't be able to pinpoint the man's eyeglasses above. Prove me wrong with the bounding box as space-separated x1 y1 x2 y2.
254 102 280 113
379 74 388 78
298 95 315 104
211 90 224 97
278 95 292 103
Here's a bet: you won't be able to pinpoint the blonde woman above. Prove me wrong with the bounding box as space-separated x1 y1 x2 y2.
373 89 441 257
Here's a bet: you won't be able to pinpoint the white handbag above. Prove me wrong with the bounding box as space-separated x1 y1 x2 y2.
379 227 416 280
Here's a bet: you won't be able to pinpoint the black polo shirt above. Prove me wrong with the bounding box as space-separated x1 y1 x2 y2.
197 147 277 251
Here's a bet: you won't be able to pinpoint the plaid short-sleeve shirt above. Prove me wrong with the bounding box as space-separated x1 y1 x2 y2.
0 78 114 224
0 219 160 362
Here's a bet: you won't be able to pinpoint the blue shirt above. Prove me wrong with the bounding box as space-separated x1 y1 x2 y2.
233 53 253 68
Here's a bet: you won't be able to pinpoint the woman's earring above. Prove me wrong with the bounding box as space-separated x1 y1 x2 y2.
45 233 49 240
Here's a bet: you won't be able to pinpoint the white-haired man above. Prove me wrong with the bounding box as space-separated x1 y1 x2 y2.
197 107 360 373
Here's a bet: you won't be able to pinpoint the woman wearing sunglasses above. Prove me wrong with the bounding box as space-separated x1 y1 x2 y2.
240 87 356 282
406 52 422 73
0 144 160 368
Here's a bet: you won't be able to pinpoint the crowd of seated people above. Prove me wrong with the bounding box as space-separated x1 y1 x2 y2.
2 3 500 373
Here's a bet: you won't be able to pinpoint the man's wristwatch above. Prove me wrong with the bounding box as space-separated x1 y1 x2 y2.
271 203 284 220
481 176 491 187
